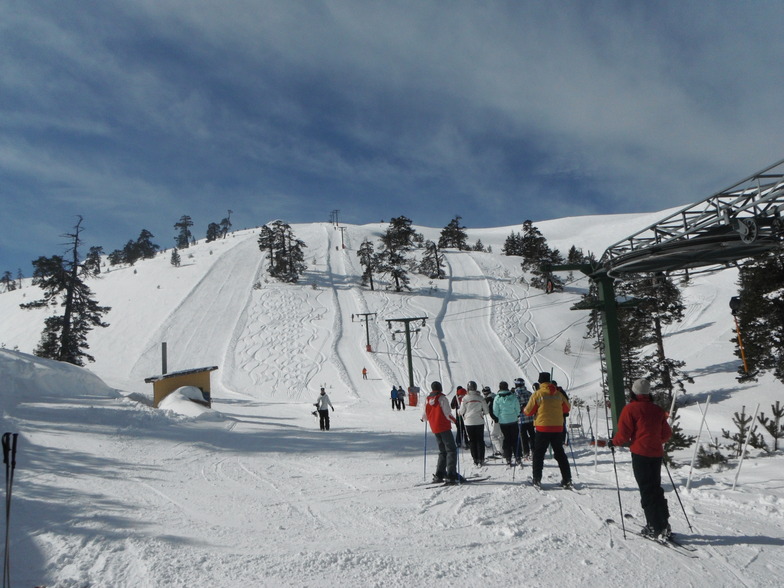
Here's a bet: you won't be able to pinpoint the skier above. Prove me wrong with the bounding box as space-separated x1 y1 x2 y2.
458 381 490 466
390 386 399 410
422 381 463 484
482 386 504 457
552 380 570 445
450 386 468 447
314 388 334 431
514 378 535 459
493 381 522 467
609 378 673 540
362 367 368 380
524 372 572 488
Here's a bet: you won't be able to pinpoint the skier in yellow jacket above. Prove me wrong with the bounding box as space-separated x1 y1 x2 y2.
524 371 572 488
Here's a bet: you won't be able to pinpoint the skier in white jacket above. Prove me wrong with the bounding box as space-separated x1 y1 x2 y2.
458 381 490 466
314 388 334 431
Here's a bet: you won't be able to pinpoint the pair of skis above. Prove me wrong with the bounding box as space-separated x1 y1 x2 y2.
417 475 491 489
529 478 580 493
605 517 698 558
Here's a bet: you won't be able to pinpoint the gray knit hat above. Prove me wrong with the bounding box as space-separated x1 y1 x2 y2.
632 379 651 396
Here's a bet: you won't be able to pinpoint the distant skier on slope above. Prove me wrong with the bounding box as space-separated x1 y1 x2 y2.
609 378 673 541
314 388 334 431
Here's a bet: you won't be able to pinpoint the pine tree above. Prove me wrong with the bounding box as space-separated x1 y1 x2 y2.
438 216 468 250
84 246 103 275
357 239 379 290
502 220 564 292
529 249 565 292
1 270 17 292
174 215 194 249
206 222 221 243
257 221 307 283
379 249 411 292
122 240 142 266
722 405 766 457
135 229 159 259
419 240 446 279
733 250 784 383
377 216 420 292
614 273 690 401
663 408 696 463
502 231 522 256
220 210 233 238
695 439 728 469
19 217 110 366
757 401 784 451
519 220 551 270
170 248 181 267
472 239 485 252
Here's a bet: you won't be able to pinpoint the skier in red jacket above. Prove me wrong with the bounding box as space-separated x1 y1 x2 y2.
423 381 463 484
610 378 673 540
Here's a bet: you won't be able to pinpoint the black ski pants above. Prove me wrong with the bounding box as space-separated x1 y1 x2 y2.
631 453 669 532
519 421 535 456
464 424 485 464
318 409 330 431
500 422 521 464
532 430 571 483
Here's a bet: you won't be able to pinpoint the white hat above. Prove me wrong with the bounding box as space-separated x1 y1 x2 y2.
632 379 651 396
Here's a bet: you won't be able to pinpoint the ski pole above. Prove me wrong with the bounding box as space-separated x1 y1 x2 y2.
423 417 428 482
455 432 461 481
586 405 595 442
609 444 626 539
512 420 522 482
567 421 579 477
3 433 18 588
664 458 692 531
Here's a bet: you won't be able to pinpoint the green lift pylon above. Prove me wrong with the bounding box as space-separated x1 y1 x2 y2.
548 263 628 429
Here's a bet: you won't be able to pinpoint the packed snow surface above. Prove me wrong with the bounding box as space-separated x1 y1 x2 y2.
1 215 783 587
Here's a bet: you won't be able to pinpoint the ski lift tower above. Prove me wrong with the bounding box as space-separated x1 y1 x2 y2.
548 158 784 428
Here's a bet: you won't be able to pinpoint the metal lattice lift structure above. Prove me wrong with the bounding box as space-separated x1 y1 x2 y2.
550 158 784 428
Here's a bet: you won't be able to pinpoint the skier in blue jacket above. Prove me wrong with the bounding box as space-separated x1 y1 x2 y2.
493 381 522 466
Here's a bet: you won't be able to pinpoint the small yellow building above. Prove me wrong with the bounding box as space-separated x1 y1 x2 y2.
145 366 218 408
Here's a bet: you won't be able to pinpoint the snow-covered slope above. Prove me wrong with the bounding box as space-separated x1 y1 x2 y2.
0 214 782 587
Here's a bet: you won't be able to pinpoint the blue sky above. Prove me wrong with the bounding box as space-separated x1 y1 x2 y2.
2 1 783 275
